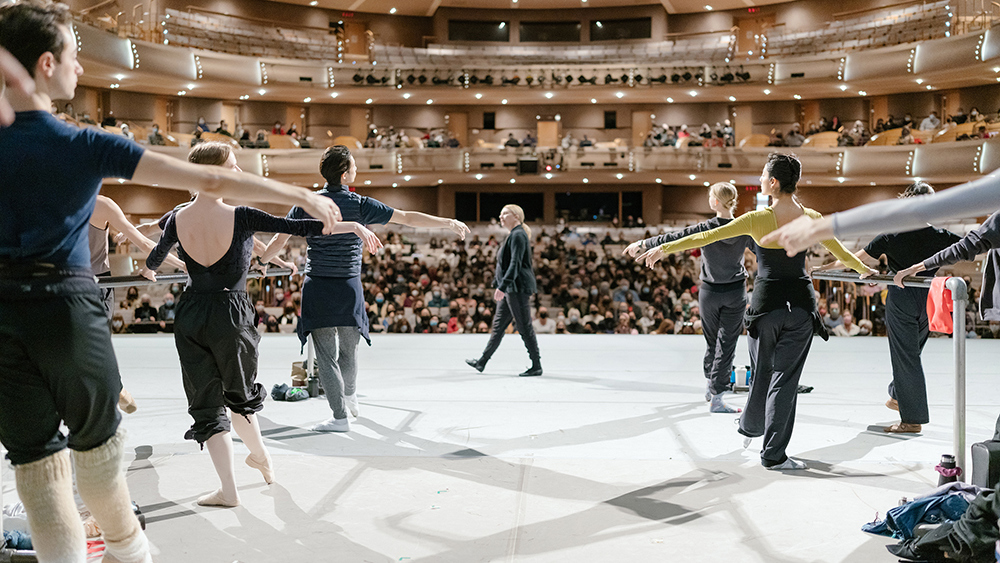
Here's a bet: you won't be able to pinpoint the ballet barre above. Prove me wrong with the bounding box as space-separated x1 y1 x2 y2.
94 268 295 288
813 271 969 480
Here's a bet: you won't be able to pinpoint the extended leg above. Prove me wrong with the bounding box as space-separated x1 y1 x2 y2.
196 431 239 507
230 412 273 484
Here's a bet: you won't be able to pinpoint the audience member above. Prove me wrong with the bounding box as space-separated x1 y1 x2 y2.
147 124 165 146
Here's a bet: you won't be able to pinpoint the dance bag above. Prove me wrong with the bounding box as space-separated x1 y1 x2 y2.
970 440 1000 489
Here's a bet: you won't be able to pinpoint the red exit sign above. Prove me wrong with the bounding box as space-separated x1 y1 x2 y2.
747 7 759 13
342 11 354 17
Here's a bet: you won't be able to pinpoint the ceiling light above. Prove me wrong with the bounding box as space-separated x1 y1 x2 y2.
591 98 597 104
364 180 371 185
763 89 771 95
582 178 589 183
545 92 554 99
499 22 506 29
926 85 933 89
475 93 483 99
389 7 396 14
595 21 603 28
109 84 119 89
330 92 338 98
510 178 516 183
703 181 710 186
666 97 674 103
615 92 624 98
404 175 411 181
501 99 508 105
309 0 317 5
437 179 444 184
655 178 662 183
689 90 697 97
403 93 411 99
303 97 312 103
858 90 867 96
728 96 736 101
793 94 802 99
915 78 924 84
839 84 848 91
545 173 553 179
177 90 186 95
114 74 125 81
837 177 846 183
705 5 713 10
476 174 483 180
258 88 266 95
616 173 624 179
689 174 696 180
392 183 398 187
426 99 433 104
366 98 373 104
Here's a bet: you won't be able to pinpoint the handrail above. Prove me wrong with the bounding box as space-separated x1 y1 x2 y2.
813 271 969 479
181 6 333 34
832 0 933 19
96 267 293 288
664 27 735 40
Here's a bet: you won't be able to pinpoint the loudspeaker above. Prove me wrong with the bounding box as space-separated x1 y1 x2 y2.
483 112 495 130
604 111 617 130
517 158 539 175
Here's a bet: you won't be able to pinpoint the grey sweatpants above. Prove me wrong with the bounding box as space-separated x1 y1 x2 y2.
885 286 931 425
739 307 814 467
698 283 747 395
312 326 361 420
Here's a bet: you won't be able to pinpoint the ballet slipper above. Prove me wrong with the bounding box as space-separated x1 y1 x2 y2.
73 429 151 563
709 393 741 414
118 388 138 414
245 453 275 485
15 449 87 563
196 488 240 508
83 514 103 538
885 398 899 412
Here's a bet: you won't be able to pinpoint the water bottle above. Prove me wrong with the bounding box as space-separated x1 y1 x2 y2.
937 454 958 486
307 375 320 398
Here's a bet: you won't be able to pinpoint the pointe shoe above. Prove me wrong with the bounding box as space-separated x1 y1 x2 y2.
345 393 359 418
884 422 922 434
196 489 239 507
82 514 102 538
465 358 486 373
742 437 752 449
118 389 138 414
245 454 275 484
885 398 899 412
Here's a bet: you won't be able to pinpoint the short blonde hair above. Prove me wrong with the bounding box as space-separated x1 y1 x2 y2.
187 142 233 166
502 204 531 238
709 182 738 212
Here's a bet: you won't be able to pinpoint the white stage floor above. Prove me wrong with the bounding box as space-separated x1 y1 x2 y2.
6 333 998 562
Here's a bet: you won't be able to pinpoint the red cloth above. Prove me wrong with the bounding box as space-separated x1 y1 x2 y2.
927 276 954 334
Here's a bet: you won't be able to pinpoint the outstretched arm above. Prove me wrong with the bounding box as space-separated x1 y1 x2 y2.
389 209 470 240
92 196 186 271
636 212 758 268
624 221 713 257
130 151 342 232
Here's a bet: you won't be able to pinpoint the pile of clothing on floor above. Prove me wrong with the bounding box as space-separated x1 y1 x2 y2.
865 481 1000 562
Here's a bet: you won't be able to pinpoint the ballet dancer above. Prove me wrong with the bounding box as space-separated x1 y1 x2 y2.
466 204 543 377
145 142 375 507
261 145 469 432
637 154 876 470
817 182 960 433
625 182 753 413
0 3 339 558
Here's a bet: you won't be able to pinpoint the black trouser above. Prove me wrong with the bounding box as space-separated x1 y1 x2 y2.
480 291 541 365
0 274 122 465
698 282 747 395
173 290 265 444
740 307 814 468
885 285 931 425
96 270 114 321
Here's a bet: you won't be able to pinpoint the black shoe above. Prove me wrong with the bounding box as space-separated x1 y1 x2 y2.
466 358 486 373
519 365 543 377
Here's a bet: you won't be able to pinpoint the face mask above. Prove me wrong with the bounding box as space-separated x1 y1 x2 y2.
478 307 485 314
465 321 474 328
430 320 438 327
574 281 583 288
433 291 440 297
112 320 123 330
569 316 579 323
376 297 384 303
164 300 174 307
591 289 598 296
411 290 419 296
397 276 405 283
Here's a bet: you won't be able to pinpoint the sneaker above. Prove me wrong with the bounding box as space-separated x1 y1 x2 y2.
310 417 350 433
766 458 807 471
345 393 359 417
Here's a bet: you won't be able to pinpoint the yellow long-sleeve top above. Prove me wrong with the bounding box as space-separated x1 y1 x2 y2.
657 206 870 275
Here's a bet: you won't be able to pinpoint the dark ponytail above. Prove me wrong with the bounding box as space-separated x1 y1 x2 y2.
319 145 352 185
764 152 802 194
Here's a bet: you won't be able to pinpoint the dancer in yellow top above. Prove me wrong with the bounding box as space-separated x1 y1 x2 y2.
639 153 875 471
